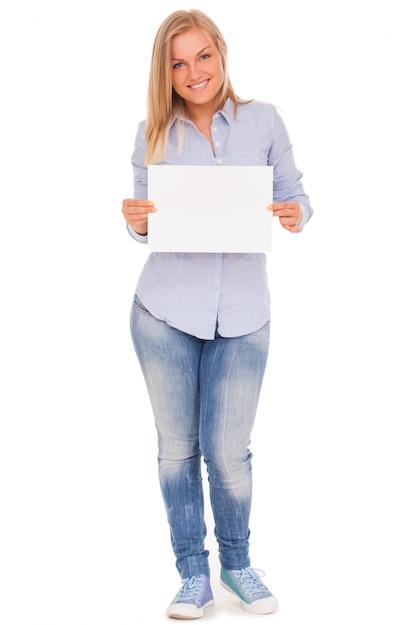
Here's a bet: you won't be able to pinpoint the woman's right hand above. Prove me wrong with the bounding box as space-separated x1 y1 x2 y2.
121 198 157 235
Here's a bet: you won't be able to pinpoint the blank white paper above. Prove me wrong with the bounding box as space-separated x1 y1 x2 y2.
147 165 273 253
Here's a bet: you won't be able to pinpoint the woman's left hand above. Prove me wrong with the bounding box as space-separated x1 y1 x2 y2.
268 202 302 233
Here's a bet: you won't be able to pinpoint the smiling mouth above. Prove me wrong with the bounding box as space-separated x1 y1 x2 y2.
189 79 209 90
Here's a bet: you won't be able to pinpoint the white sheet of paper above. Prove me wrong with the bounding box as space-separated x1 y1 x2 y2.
147 165 273 253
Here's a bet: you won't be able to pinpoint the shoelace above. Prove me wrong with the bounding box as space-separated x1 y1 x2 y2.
176 575 206 602
235 568 269 598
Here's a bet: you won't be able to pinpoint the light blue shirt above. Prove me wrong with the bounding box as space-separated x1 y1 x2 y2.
128 99 313 340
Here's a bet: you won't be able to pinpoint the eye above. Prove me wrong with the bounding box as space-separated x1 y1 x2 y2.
172 62 185 70
200 54 210 61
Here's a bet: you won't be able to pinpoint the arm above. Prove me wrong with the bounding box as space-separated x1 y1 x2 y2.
122 121 156 240
268 107 313 233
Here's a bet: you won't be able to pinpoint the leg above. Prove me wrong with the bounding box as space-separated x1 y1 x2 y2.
199 323 270 570
130 296 209 578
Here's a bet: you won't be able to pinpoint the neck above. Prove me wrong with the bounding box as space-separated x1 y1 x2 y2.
185 101 217 127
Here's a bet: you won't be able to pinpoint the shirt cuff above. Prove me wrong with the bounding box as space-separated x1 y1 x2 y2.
297 203 308 231
127 223 148 243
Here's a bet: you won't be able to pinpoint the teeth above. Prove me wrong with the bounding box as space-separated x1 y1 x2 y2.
190 80 208 89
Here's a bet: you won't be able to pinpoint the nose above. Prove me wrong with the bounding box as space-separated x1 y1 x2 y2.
187 62 202 82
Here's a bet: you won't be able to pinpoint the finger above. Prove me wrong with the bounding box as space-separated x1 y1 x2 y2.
268 202 300 221
274 208 299 219
267 201 299 211
279 216 298 226
122 199 155 211
122 198 154 206
279 201 299 209
122 202 156 217
282 224 301 234
125 206 156 217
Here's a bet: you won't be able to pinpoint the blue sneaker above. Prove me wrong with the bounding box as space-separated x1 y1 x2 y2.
220 567 278 614
167 574 214 619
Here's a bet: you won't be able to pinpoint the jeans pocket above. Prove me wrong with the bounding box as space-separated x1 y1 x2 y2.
133 294 152 316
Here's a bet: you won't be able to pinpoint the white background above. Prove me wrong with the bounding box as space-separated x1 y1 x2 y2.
0 1 416 625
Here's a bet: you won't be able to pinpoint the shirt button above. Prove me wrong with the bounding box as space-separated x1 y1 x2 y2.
212 127 218 132
215 141 220 147
254 157 260 162
216 159 222 165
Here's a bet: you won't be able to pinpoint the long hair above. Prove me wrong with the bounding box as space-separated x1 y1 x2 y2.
144 9 241 164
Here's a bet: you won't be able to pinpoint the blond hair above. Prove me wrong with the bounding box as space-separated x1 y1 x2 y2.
144 9 241 164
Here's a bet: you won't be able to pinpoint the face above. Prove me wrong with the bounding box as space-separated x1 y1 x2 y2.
170 29 224 113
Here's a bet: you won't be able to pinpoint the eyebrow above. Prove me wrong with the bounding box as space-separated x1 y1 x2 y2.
171 46 212 61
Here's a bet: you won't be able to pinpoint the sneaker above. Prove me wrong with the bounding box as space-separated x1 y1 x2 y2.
220 566 278 614
167 574 214 619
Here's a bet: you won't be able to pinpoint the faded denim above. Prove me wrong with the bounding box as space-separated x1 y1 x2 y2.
130 295 269 578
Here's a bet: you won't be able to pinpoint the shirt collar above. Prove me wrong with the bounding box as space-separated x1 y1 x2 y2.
170 98 234 128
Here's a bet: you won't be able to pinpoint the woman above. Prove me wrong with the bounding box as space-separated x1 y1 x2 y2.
122 9 312 620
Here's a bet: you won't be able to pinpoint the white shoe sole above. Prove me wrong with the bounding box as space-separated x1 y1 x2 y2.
167 599 215 619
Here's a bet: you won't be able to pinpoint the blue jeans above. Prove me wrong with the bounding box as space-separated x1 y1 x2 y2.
130 296 270 579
